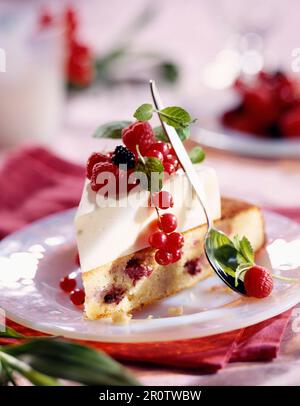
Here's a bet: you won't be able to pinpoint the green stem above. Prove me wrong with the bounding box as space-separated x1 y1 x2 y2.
0 351 59 386
136 145 145 165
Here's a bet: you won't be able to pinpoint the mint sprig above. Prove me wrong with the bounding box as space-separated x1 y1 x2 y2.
206 230 254 288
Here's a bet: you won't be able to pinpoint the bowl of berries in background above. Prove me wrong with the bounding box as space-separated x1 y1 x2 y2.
191 70 300 159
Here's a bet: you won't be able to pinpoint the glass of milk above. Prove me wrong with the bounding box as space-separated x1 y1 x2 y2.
0 7 65 146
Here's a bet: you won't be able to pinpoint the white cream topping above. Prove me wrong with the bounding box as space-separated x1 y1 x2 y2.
75 165 221 273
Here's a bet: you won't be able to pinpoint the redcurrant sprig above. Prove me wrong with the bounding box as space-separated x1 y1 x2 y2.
148 191 184 266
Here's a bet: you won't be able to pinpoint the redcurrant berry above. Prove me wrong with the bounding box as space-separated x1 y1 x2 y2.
152 191 174 210
155 249 172 266
166 232 184 251
159 213 177 233
165 154 179 170
60 276 76 292
70 288 85 305
163 162 176 175
151 142 170 157
171 249 182 263
149 231 167 249
145 149 164 161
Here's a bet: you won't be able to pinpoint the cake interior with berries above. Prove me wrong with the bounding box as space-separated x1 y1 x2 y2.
75 101 267 320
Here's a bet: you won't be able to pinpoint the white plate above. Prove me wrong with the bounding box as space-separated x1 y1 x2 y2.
0 209 299 343
191 125 300 159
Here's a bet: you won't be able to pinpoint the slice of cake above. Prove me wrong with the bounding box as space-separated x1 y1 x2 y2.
75 166 265 320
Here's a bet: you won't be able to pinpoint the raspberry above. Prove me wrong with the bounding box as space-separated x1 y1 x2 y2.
111 145 136 169
244 266 273 298
86 152 108 179
70 288 85 305
90 162 117 192
125 264 153 286
184 258 202 276
122 121 156 156
103 286 125 304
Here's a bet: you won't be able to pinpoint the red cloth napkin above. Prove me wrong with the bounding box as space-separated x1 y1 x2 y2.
0 146 295 373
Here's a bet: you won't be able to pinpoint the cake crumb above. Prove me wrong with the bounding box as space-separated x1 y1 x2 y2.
167 306 183 316
111 311 132 325
209 285 231 294
147 314 154 320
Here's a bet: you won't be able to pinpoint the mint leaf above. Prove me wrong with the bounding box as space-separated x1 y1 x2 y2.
159 106 193 129
135 157 164 192
133 103 153 121
189 146 205 163
92 121 132 139
205 229 238 278
239 236 254 264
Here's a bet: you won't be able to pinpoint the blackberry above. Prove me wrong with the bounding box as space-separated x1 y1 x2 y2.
111 145 136 169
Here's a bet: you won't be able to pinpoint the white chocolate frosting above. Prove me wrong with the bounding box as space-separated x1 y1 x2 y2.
75 165 221 273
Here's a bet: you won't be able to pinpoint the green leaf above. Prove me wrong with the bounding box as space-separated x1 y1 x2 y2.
205 229 238 278
0 351 59 386
188 146 205 164
135 156 164 193
133 103 153 121
4 338 140 386
239 236 254 264
92 121 132 139
159 106 193 129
